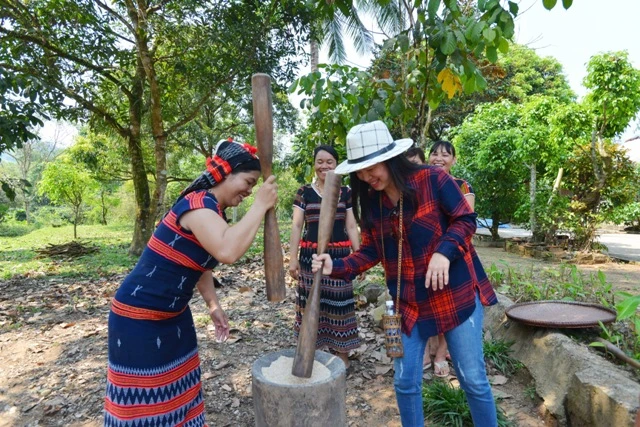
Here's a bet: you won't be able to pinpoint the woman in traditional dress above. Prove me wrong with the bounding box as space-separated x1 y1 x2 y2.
289 145 362 368
104 140 277 426
312 121 497 426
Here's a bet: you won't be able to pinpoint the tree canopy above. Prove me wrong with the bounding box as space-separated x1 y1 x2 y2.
1 0 313 253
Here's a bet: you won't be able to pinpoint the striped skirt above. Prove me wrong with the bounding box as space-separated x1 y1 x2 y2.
294 243 361 353
104 300 207 426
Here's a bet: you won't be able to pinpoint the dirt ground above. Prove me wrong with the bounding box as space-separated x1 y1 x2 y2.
0 245 637 427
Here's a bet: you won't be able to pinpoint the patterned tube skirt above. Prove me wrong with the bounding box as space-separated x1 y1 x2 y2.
294 242 361 353
104 300 207 426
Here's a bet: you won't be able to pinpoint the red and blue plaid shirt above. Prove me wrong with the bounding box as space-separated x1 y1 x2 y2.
332 166 497 339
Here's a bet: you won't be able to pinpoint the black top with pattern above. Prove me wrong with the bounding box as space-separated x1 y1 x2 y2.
293 184 352 244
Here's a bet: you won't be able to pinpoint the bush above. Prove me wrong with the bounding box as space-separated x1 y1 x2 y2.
31 206 74 227
14 209 27 221
609 202 640 231
0 204 8 223
106 182 137 225
0 220 38 237
235 169 303 222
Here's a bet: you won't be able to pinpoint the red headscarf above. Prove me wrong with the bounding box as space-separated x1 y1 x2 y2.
204 139 259 186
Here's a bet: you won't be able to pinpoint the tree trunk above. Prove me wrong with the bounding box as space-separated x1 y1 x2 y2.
490 212 500 241
310 39 319 73
128 59 153 256
24 198 30 224
101 191 108 225
131 2 168 225
73 209 79 239
529 163 538 241
590 129 607 193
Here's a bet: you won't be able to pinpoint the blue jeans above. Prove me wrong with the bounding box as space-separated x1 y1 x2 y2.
393 294 497 427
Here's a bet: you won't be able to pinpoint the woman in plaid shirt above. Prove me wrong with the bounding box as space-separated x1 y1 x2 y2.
312 121 498 427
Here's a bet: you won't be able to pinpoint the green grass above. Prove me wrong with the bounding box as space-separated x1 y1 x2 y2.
483 337 524 376
423 380 512 427
488 261 614 306
0 224 137 280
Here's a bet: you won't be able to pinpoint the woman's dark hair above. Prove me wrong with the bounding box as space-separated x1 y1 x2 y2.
174 159 261 205
428 140 456 157
405 145 426 163
350 154 421 229
314 145 339 163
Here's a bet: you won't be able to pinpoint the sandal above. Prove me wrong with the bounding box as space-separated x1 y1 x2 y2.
434 360 450 378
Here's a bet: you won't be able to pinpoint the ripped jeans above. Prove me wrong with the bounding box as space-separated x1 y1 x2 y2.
393 293 497 427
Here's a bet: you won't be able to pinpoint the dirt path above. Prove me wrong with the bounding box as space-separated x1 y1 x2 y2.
4 245 637 426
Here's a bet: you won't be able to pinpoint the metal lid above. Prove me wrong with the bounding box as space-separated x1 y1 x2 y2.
505 300 617 328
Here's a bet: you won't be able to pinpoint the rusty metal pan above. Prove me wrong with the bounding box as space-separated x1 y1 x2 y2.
505 300 617 328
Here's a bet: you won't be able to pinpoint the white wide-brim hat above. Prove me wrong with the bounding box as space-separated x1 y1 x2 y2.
334 121 413 175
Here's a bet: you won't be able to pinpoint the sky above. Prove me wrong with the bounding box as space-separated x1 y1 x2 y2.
41 0 640 158
515 0 639 100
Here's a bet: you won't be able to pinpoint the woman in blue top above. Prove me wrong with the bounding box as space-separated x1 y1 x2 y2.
105 140 277 427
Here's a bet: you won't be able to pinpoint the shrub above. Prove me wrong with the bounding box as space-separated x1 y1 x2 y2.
14 209 27 221
235 169 302 222
0 221 37 237
106 182 137 225
422 380 512 426
31 206 74 227
609 202 640 231
483 337 523 376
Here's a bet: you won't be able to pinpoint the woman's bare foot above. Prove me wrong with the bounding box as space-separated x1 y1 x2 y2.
433 335 450 377
424 336 438 368
336 352 350 369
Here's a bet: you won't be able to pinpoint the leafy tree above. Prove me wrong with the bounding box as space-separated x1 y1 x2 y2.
293 0 520 148
562 140 637 248
1 0 312 255
39 158 98 239
547 51 640 248
516 96 570 240
5 124 65 223
0 69 61 199
583 51 640 194
452 100 527 240
427 44 575 139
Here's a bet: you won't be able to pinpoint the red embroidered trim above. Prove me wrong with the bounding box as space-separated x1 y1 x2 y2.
110 299 187 321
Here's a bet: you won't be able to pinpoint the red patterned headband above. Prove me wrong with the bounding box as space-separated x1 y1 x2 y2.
204 139 259 186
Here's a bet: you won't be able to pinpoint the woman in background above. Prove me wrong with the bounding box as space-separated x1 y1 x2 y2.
289 145 362 368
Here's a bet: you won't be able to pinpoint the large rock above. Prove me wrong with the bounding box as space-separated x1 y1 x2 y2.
484 293 639 426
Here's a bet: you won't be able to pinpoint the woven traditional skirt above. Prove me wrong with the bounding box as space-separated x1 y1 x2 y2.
294 243 361 353
104 300 207 426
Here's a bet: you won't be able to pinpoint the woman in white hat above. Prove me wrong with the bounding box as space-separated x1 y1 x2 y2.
311 121 498 426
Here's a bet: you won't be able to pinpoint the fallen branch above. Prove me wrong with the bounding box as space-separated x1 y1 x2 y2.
595 338 640 369
36 241 99 259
